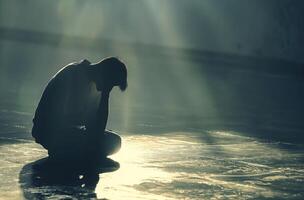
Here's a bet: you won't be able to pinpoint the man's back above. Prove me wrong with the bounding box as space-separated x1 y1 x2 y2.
32 60 100 147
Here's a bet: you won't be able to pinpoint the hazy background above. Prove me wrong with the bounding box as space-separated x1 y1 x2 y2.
0 0 303 141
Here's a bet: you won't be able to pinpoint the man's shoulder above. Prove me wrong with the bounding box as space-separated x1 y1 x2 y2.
54 59 90 77
52 62 77 79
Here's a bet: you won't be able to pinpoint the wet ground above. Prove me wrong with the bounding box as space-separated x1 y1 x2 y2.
0 109 304 199
1 132 304 199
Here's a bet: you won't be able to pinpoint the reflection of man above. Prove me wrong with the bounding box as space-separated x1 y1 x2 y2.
32 57 127 161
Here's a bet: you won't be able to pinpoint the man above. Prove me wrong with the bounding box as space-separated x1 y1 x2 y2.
32 57 127 162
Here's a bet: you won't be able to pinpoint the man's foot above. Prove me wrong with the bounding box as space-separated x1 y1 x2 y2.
87 157 120 173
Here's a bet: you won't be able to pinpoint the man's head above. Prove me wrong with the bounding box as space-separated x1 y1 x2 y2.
91 57 127 92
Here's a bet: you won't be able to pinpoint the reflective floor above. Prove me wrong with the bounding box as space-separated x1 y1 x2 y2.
0 131 304 199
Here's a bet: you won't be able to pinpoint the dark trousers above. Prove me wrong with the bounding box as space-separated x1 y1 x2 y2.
47 128 121 161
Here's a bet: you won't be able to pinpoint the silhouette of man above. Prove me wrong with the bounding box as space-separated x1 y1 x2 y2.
32 57 127 162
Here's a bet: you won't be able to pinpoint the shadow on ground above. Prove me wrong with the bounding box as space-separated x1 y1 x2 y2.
19 157 119 199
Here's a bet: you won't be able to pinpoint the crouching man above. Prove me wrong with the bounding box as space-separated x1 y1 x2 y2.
32 57 127 162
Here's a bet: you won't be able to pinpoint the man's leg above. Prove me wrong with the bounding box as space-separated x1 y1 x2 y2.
47 127 87 162
46 128 121 161
85 129 121 159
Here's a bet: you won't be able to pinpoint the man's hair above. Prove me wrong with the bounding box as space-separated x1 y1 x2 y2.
98 57 128 91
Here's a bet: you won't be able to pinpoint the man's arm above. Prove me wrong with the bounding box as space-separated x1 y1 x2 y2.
95 90 110 134
87 85 113 136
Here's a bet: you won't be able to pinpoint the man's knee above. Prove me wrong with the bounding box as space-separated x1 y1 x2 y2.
109 131 121 150
105 130 121 141
104 130 121 155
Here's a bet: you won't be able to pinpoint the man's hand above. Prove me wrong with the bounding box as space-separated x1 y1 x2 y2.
101 78 115 94
102 85 113 95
